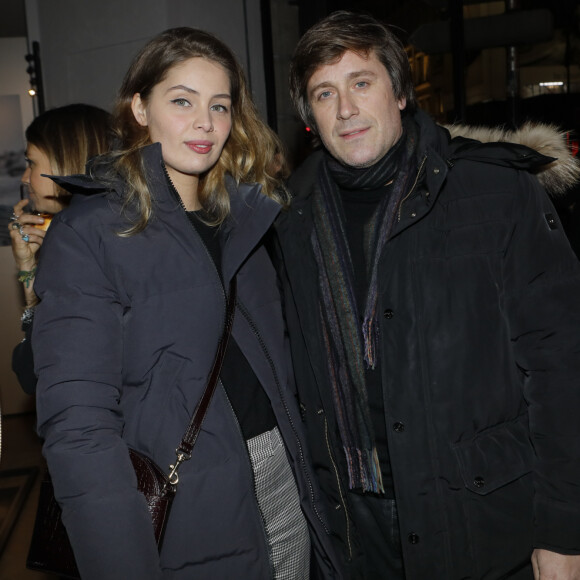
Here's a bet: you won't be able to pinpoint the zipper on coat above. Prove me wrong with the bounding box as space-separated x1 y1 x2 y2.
165 165 274 576
221 385 277 579
323 415 353 560
237 300 331 536
397 154 428 222
164 164 227 316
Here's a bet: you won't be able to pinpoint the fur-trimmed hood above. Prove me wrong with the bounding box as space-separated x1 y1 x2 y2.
445 122 580 196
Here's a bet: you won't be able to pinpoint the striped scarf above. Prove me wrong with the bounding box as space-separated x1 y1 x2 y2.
311 121 417 492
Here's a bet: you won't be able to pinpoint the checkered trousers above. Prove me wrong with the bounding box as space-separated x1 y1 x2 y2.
247 427 311 580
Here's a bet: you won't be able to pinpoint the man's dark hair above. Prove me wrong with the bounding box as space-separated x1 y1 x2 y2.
289 11 417 131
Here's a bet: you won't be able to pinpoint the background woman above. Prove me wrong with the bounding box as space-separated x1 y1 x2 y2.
8 103 112 393
32 28 339 580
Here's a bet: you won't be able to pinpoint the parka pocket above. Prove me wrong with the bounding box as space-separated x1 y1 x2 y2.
452 414 534 495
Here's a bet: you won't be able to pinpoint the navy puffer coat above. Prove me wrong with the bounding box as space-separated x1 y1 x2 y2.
32 143 342 580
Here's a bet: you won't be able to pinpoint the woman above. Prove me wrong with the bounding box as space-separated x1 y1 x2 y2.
32 28 339 580
8 103 112 393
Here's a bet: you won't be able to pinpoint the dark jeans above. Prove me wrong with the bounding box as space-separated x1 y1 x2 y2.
348 494 405 580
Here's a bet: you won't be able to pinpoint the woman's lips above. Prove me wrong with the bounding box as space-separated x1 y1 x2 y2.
186 141 213 154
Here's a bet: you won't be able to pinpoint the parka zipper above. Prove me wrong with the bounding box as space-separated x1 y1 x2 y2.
166 167 274 575
323 415 353 559
237 301 331 536
165 165 227 312
397 154 428 222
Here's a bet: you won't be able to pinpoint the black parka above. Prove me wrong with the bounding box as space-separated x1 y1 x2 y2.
274 111 580 579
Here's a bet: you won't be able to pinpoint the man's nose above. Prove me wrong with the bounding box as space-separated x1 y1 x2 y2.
336 92 358 120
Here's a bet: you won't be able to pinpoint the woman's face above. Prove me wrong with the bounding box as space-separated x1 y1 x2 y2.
131 57 233 200
21 144 68 215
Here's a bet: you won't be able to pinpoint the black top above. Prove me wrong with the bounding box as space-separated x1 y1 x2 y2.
187 210 277 440
340 186 394 497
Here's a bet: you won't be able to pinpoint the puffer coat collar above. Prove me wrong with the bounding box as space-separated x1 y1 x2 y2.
49 142 282 285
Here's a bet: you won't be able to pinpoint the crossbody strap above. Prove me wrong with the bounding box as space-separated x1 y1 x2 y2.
167 277 237 486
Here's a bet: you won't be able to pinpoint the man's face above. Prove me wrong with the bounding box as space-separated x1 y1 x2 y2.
307 50 406 168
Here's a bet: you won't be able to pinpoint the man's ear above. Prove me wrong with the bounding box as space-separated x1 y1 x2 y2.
131 93 148 127
398 97 407 111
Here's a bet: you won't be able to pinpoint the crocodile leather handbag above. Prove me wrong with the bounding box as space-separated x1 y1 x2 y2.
26 448 175 579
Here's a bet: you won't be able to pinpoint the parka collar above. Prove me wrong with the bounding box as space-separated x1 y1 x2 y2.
142 143 282 284
280 113 450 240
444 118 580 196
282 109 573 241
50 143 281 285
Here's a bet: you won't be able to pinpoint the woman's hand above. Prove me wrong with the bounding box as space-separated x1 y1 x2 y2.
9 199 48 272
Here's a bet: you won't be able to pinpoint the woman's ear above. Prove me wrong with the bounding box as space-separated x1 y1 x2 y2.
131 93 148 127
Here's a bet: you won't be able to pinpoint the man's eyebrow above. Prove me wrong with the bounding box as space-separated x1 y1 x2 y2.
345 69 378 81
308 80 332 97
309 69 378 96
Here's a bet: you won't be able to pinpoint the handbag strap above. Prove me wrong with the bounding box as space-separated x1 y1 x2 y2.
167 277 237 486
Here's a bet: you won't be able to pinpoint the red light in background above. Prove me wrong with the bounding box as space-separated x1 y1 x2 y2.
566 132 579 157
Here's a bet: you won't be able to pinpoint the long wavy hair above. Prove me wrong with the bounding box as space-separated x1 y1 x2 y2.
104 27 288 234
26 104 112 198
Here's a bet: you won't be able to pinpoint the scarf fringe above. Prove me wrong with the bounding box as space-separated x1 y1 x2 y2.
345 446 385 494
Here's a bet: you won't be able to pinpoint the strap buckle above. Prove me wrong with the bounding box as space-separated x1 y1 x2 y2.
167 450 191 486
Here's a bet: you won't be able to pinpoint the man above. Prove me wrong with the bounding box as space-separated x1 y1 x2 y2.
274 10 580 580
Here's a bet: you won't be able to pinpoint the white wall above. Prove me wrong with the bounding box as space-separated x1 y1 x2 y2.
0 37 35 141
24 0 268 116
25 0 168 111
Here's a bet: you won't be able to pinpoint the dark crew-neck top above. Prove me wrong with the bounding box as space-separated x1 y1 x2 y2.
186 210 277 440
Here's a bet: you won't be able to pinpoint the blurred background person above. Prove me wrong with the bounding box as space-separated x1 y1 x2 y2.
8 103 113 393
